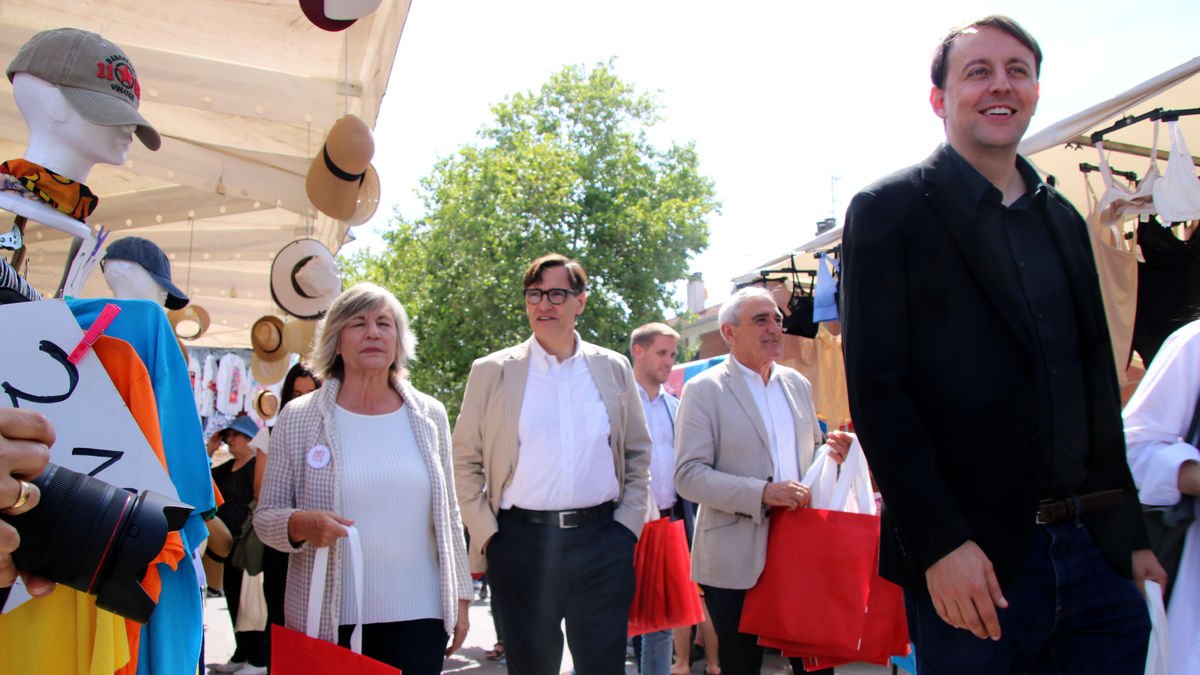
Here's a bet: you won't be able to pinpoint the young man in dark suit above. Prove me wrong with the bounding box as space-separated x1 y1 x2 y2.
840 15 1165 675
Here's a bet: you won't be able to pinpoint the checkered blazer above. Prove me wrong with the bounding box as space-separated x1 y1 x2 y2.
254 377 473 641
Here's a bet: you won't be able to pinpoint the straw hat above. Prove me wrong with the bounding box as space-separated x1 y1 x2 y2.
305 114 379 224
251 315 287 362
252 389 281 420
282 318 320 356
270 239 341 319
168 304 210 340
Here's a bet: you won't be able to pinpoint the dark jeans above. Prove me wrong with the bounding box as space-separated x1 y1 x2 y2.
700 585 832 675
222 561 266 667
906 520 1150 675
488 512 637 675
337 619 448 675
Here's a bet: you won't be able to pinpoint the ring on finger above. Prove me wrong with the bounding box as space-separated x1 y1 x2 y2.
8 480 33 510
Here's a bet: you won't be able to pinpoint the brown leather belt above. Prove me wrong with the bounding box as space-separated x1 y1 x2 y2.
1035 490 1125 525
503 502 615 529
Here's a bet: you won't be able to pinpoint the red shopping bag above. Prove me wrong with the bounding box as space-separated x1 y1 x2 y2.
629 518 705 636
759 570 909 669
271 624 401 674
740 506 879 653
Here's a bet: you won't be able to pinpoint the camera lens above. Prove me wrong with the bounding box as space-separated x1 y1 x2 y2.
0 463 191 623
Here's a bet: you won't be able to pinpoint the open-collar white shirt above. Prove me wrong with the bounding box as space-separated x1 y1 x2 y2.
502 332 619 510
638 382 677 511
732 355 801 483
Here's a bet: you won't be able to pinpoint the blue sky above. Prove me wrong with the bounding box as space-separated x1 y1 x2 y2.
346 0 1200 311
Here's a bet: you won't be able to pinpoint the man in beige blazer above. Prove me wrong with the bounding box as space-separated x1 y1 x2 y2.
675 286 849 675
453 253 651 675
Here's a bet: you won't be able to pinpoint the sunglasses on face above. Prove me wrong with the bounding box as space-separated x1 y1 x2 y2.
523 288 580 305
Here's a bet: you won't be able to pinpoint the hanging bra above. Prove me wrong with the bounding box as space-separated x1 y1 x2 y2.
1095 120 1160 230
1152 119 1200 223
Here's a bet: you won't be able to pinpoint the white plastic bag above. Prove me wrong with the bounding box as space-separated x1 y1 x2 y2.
1144 579 1168 675
804 437 875 515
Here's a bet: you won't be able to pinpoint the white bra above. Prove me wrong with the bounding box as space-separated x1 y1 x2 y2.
1152 119 1200 223
1095 120 1159 228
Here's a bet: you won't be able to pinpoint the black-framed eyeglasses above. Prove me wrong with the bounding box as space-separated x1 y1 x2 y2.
523 288 579 305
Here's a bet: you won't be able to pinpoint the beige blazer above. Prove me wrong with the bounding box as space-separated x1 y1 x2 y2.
254 378 473 641
674 357 822 589
452 337 652 573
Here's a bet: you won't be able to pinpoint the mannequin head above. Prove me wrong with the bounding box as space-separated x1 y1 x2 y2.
103 260 168 305
6 28 160 182
12 73 134 181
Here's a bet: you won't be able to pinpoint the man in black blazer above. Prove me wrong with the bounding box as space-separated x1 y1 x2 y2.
840 15 1165 675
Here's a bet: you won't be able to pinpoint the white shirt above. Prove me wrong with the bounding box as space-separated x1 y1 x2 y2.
733 356 800 483
1123 320 1200 675
335 405 442 624
639 383 677 511
502 334 619 510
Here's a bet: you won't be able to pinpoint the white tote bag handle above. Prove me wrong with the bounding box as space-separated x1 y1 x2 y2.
306 525 364 653
805 437 876 515
1143 579 1169 675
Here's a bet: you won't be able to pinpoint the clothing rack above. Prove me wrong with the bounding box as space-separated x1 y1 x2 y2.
1090 107 1200 144
1079 162 1139 183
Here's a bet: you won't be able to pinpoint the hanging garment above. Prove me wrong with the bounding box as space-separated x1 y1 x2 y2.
188 352 201 404
814 324 851 430
216 352 249 416
1095 124 1160 231
0 258 40 303
813 253 840 323
68 298 212 675
1132 217 1200 365
0 336 182 675
1152 120 1200 224
1082 173 1139 384
199 353 217 417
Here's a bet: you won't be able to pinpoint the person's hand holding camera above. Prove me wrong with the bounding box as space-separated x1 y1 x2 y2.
0 408 56 595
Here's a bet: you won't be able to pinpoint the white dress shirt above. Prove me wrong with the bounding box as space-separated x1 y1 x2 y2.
639 383 677 511
733 356 801 483
502 333 619 510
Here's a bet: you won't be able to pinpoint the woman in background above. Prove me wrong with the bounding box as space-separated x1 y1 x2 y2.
255 283 472 674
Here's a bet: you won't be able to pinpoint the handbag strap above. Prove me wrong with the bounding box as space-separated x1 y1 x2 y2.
306 525 364 653
1185 389 1200 448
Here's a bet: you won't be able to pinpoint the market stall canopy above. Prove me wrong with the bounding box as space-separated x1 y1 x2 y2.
0 0 411 347
1021 56 1200 214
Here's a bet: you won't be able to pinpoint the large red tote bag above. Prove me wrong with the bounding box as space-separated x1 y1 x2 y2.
271 527 401 674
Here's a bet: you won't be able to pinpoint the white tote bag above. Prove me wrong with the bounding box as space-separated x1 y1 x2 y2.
235 571 268 631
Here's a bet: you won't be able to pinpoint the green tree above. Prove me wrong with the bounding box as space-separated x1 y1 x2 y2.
347 59 717 417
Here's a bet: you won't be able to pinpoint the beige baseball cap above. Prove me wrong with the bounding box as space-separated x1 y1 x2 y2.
7 28 161 151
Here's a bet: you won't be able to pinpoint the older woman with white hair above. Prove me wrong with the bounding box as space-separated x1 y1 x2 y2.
255 283 472 673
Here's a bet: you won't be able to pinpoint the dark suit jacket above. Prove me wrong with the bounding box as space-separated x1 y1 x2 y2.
840 145 1149 591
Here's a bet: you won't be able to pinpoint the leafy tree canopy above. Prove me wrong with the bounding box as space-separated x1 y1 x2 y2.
345 59 718 417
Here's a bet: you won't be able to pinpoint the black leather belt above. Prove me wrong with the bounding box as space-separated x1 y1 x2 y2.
503 502 616 529
1035 490 1125 525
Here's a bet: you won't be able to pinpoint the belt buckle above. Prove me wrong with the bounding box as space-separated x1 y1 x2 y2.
1035 509 1052 525
558 510 579 529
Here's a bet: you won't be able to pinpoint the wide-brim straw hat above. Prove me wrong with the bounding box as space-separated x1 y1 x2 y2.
282 318 320 356
168 304 210 340
305 114 379 224
251 353 289 385
251 315 287 362
252 389 281 420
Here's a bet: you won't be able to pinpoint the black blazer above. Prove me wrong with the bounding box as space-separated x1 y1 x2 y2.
840 145 1149 591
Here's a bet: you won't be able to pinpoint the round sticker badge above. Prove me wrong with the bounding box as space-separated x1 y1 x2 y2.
307 444 331 469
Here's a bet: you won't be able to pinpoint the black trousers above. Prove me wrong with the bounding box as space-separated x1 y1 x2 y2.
700 585 833 675
260 545 288 665
337 619 448 675
488 512 637 675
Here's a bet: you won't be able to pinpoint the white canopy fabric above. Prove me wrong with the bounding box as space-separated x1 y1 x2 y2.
1 0 411 347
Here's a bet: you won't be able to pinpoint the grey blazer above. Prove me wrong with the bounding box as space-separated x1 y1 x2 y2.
254 378 473 641
452 337 652 573
674 357 822 589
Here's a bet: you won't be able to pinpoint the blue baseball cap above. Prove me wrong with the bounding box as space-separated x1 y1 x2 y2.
221 416 260 440
103 237 189 309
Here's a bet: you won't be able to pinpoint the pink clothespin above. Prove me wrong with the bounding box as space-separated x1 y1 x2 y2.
68 303 121 364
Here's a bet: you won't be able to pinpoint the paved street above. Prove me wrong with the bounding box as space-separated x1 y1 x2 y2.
204 589 895 675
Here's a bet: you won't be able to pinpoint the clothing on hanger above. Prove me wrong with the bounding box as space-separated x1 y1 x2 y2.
1095 122 1160 230
1081 171 1138 384
1152 119 1200 223
1132 216 1200 365
812 253 839 323
0 258 40 303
